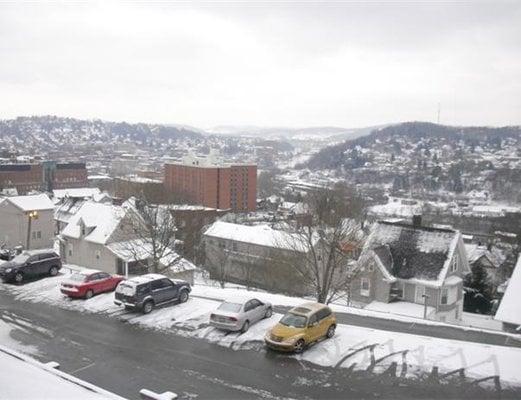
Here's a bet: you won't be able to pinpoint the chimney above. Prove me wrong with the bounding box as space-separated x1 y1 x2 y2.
412 214 422 227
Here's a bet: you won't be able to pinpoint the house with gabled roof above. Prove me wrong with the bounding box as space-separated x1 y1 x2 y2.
0 194 55 250
351 219 471 322
59 200 194 282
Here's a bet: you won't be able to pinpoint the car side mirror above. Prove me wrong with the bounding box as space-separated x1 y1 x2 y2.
309 322 318 327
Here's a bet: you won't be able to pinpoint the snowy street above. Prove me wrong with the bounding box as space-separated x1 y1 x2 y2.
1 270 521 399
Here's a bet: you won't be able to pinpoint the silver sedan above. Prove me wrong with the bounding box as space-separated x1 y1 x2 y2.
209 298 273 333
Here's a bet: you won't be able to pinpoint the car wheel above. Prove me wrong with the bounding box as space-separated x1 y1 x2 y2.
85 290 94 299
49 266 58 276
326 324 336 339
264 307 273 318
179 290 189 303
241 320 250 333
294 339 305 353
142 301 154 314
14 272 23 284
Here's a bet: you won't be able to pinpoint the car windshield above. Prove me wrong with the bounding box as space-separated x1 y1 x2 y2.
218 302 242 313
69 273 88 282
279 312 307 328
12 253 30 263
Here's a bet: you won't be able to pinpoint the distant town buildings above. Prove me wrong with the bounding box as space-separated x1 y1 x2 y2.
0 161 88 194
164 154 257 212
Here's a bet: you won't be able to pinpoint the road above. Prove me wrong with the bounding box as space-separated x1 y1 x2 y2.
0 290 516 400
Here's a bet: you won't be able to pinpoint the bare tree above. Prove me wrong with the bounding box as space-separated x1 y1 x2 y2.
277 184 365 304
204 240 231 288
118 198 180 274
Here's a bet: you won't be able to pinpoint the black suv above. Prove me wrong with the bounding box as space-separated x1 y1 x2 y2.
0 250 62 283
114 273 191 314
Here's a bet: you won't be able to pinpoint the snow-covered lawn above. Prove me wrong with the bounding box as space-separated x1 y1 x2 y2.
462 312 503 331
2 269 521 387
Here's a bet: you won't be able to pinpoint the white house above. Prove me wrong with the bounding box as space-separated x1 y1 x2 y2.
495 255 521 332
59 200 195 282
0 194 55 250
203 221 319 294
353 220 471 322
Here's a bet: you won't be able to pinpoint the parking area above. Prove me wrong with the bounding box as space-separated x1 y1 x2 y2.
1 267 521 389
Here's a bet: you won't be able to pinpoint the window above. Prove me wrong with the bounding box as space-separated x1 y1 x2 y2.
95 250 101 260
360 278 370 296
88 273 101 281
32 232 36 240
152 278 173 290
249 299 262 308
317 307 332 321
232 242 238 252
68 243 73 257
308 314 318 327
451 255 459 272
37 231 41 239
415 285 426 303
440 288 448 305
151 280 163 290
244 300 254 312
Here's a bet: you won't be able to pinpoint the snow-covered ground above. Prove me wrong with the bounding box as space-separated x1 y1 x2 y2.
462 312 503 331
2 269 521 388
0 345 125 400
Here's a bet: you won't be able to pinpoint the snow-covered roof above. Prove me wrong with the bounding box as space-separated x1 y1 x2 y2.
107 239 195 272
369 199 423 218
6 194 55 212
54 198 87 223
61 201 127 244
359 221 462 287
203 221 317 252
464 243 505 267
53 187 101 200
495 255 521 326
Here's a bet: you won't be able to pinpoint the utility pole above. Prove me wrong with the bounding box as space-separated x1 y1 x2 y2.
422 293 430 319
26 211 38 250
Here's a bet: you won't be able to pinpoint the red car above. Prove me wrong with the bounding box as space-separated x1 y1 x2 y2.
60 270 125 299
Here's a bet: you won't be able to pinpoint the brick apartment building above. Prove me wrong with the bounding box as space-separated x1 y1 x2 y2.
0 162 88 194
164 154 257 212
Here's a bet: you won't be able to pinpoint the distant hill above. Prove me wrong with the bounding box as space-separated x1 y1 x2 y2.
207 124 388 142
0 116 203 149
303 121 521 170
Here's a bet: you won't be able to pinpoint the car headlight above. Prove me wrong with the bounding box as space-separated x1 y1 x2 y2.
4 268 12 273
283 336 299 344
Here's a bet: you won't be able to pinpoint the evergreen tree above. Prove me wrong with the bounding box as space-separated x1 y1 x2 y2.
464 263 494 314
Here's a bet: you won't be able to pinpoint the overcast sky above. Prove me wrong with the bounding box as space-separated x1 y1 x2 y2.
1 1 520 129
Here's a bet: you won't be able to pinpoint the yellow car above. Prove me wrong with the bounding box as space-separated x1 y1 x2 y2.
264 302 336 353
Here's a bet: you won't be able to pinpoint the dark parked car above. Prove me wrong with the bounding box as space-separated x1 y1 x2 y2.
114 273 191 314
0 250 62 283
